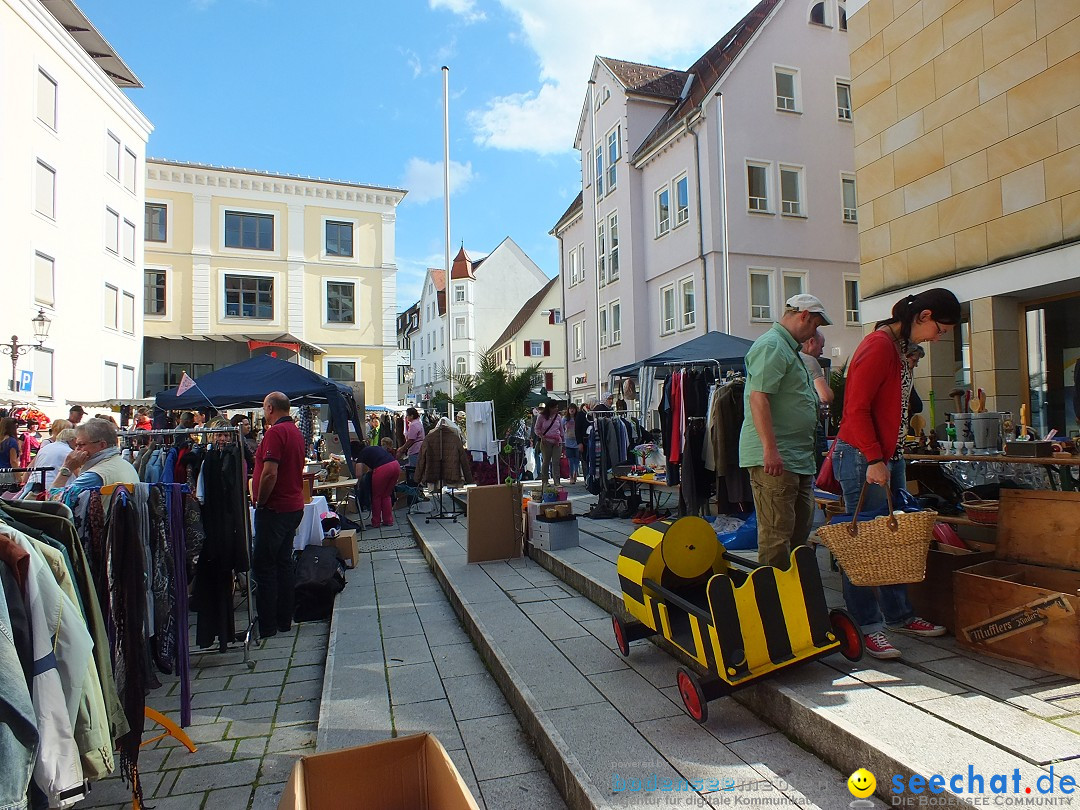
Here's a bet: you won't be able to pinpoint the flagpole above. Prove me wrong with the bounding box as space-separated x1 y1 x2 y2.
442 64 454 422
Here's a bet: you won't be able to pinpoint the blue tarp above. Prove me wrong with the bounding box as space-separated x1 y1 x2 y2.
609 331 755 378
153 355 364 474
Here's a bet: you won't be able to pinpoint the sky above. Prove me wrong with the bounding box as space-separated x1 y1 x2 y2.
79 0 750 310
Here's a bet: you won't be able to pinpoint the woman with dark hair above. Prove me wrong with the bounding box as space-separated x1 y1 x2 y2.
563 403 581 484
834 287 961 660
533 402 563 491
0 417 19 470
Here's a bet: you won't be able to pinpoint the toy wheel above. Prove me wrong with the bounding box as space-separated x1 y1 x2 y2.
829 608 865 661
612 615 631 657
676 667 708 724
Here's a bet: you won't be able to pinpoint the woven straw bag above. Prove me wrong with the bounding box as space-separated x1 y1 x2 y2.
819 482 936 586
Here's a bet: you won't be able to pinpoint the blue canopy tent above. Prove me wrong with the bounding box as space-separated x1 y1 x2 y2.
609 331 755 378
154 355 364 475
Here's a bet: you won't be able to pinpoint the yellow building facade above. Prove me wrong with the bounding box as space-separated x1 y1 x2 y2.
143 160 404 404
849 0 1080 437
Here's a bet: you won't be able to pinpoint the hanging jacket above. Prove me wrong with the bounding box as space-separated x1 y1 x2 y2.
0 563 38 810
414 426 474 487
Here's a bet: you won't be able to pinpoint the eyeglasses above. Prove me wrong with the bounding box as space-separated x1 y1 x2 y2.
74 440 104 449
932 320 949 336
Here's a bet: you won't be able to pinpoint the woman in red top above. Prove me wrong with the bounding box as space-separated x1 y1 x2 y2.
834 288 960 660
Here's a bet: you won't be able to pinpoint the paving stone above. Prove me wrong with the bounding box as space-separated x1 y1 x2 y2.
133 794 204 810
170 757 261 794
289 647 328 668
432 642 488 679
276 699 321 727
457 713 546 781
268 722 318 754
634 714 767 791
187 675 230 693
161 738 236 769
707 781 803 809
517 598 567 615
423 618 471 646
528 607 592 640
228 669 289 690
555 634 629 675
379 607 425 638
254 655 290 672
1024 682 1080 702
920 693 1080 764
479 771 568 810
281 679 322 704
174 720 230 744
388 661 447 705
382 633 434 667
1055 714 1080 734
206 784 254 808
589 668 685 723
539 585 575 600
446 745 485 808
226 718 274 739
251 781 288 810
219 700 278 721
1007 693 1074 719
505 587 551 603
557 596 610 622
443 671 510 721
286 663 324 683
922 656 1038 699
657 692 774 745
234 735 268 760
246 685 284 703
258 751 303 785
392 697 466 751
189 688 248 710
826 659 967 703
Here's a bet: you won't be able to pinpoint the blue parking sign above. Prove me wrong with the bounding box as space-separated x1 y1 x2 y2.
18 370 33 392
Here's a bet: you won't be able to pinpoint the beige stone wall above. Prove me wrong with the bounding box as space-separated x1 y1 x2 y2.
849 0 1080 298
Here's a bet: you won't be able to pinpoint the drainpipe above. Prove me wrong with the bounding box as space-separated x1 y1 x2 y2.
717 92 732 335
687 113 709 333
588 78 602 401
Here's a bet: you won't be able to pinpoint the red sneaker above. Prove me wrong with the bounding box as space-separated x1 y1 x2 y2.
892 617 946 638
863 632 901 660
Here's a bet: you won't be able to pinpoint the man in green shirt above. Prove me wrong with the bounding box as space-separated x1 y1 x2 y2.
739 294 832 567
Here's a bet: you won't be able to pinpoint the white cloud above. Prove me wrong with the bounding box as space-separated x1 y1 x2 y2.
400 157 476 204
430 0 486 23
468 0 745 154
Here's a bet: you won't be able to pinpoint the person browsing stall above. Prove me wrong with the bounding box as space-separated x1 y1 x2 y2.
397 407 425 485
357 441 401 528
50 418 139 502
739 294 831 568
251 392 305 639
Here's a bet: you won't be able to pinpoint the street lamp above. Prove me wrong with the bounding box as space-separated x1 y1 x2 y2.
2 309 51 392
506 361 516 376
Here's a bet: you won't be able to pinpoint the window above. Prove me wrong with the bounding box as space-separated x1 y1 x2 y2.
775 68 798 112
595 143 604 199
145 203 167 242
144 269 166 315
326 281 355 323
845 277 861 325
454 317 466 340
34 252 55 307
123 149 137 193
585 149 592 187
675 175 689 227
550 308 563 324
106 132 120 180
122 292 135 334
836 82 852 121
224 274 273 318
123 219 136 262
529 340 544 357
780 165 804 216
121 366 135 399
326 361 356 382
782 272 805 304
454 283 465 303
750 270 773 321
661 285 676 334
325 220 353 257
611 301 621 344
608 212 620 280
747 163 769 212
680 279 696 329
839 3 847 30
34 349 53 399
599 307 609 348
568 246 580 285
656 186 670 236
103 362 118 400
37 69 57 130
597 221 607 286
841 174 858 223
225 211 274 250
35 161 55 219
810 1 826 24
440 327 444 347
104 284 118 329
455 356 467 375
607 126 620 190
105 208 119 253
573 321 584 360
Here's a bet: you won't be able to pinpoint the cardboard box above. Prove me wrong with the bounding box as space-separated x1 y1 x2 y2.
467 484 522 563
533 517 579 551
324 529 358 570
953 490 1080 678
278 733 479 810
906 543 994 632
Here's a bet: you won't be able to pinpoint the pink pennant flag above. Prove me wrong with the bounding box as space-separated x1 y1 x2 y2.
176 371 196 396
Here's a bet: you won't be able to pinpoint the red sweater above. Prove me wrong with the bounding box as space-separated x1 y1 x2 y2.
836 329 903 462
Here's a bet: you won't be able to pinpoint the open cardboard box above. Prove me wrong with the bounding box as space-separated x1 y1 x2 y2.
324 529 358 569
953 490 1080 678
278 733 480 810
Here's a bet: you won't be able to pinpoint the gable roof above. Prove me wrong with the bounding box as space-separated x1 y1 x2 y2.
598 57 689 100
550 191 583 235
632 0 781 162
491 277 559 350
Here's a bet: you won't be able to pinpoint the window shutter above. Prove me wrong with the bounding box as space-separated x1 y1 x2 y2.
523 341 529 356
543 341 551 356
548 310 555 324
544 373 553 391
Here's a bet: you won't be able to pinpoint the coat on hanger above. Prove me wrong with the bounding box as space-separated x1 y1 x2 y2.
415 425 474 487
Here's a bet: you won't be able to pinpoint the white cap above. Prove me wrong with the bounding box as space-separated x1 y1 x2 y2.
785 293 832 325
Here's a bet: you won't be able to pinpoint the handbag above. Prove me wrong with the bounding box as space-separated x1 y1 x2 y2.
815 445 842 496
818 482 936 586
559 454 570 479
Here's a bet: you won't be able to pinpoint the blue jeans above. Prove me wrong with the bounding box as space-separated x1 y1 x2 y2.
833 440 914 634
564 442 580 477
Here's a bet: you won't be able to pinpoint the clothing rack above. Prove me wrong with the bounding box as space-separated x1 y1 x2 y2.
117 426 258 669
426 482 461 523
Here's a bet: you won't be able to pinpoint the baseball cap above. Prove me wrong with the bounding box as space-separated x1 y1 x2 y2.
69 405 85 414
785 294 832 326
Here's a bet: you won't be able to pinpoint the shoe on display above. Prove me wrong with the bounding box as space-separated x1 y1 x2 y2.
863 631 901 659
891 617 946 637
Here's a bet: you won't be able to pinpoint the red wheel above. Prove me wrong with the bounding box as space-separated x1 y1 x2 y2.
829 608 865 661
676 667 708 724
612 615 631 657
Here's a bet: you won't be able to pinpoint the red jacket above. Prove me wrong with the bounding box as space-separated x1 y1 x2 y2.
837 329 903 462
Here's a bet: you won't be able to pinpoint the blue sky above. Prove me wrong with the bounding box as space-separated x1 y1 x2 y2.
79 0 747 309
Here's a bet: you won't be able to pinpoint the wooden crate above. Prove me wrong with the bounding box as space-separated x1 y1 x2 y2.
953 490 1080 678
908 544 994 632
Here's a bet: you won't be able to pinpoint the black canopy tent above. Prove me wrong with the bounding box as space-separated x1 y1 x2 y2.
609 331 755 378
153 355 364 475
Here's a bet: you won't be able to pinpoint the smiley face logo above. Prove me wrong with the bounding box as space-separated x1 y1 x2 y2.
848 768 876 798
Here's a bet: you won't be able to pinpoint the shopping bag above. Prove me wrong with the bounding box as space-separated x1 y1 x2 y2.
815 445 842 495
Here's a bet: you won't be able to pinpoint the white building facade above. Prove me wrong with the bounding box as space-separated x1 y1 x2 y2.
1 0 152 416
557 0 861 403
489 277 568 399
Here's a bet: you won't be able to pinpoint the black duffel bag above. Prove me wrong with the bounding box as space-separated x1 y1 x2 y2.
293 545 347 622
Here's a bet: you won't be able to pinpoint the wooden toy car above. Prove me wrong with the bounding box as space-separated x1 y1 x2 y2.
613 516 863 723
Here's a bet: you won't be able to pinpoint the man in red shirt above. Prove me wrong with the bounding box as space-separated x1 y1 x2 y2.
252 391 306 638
